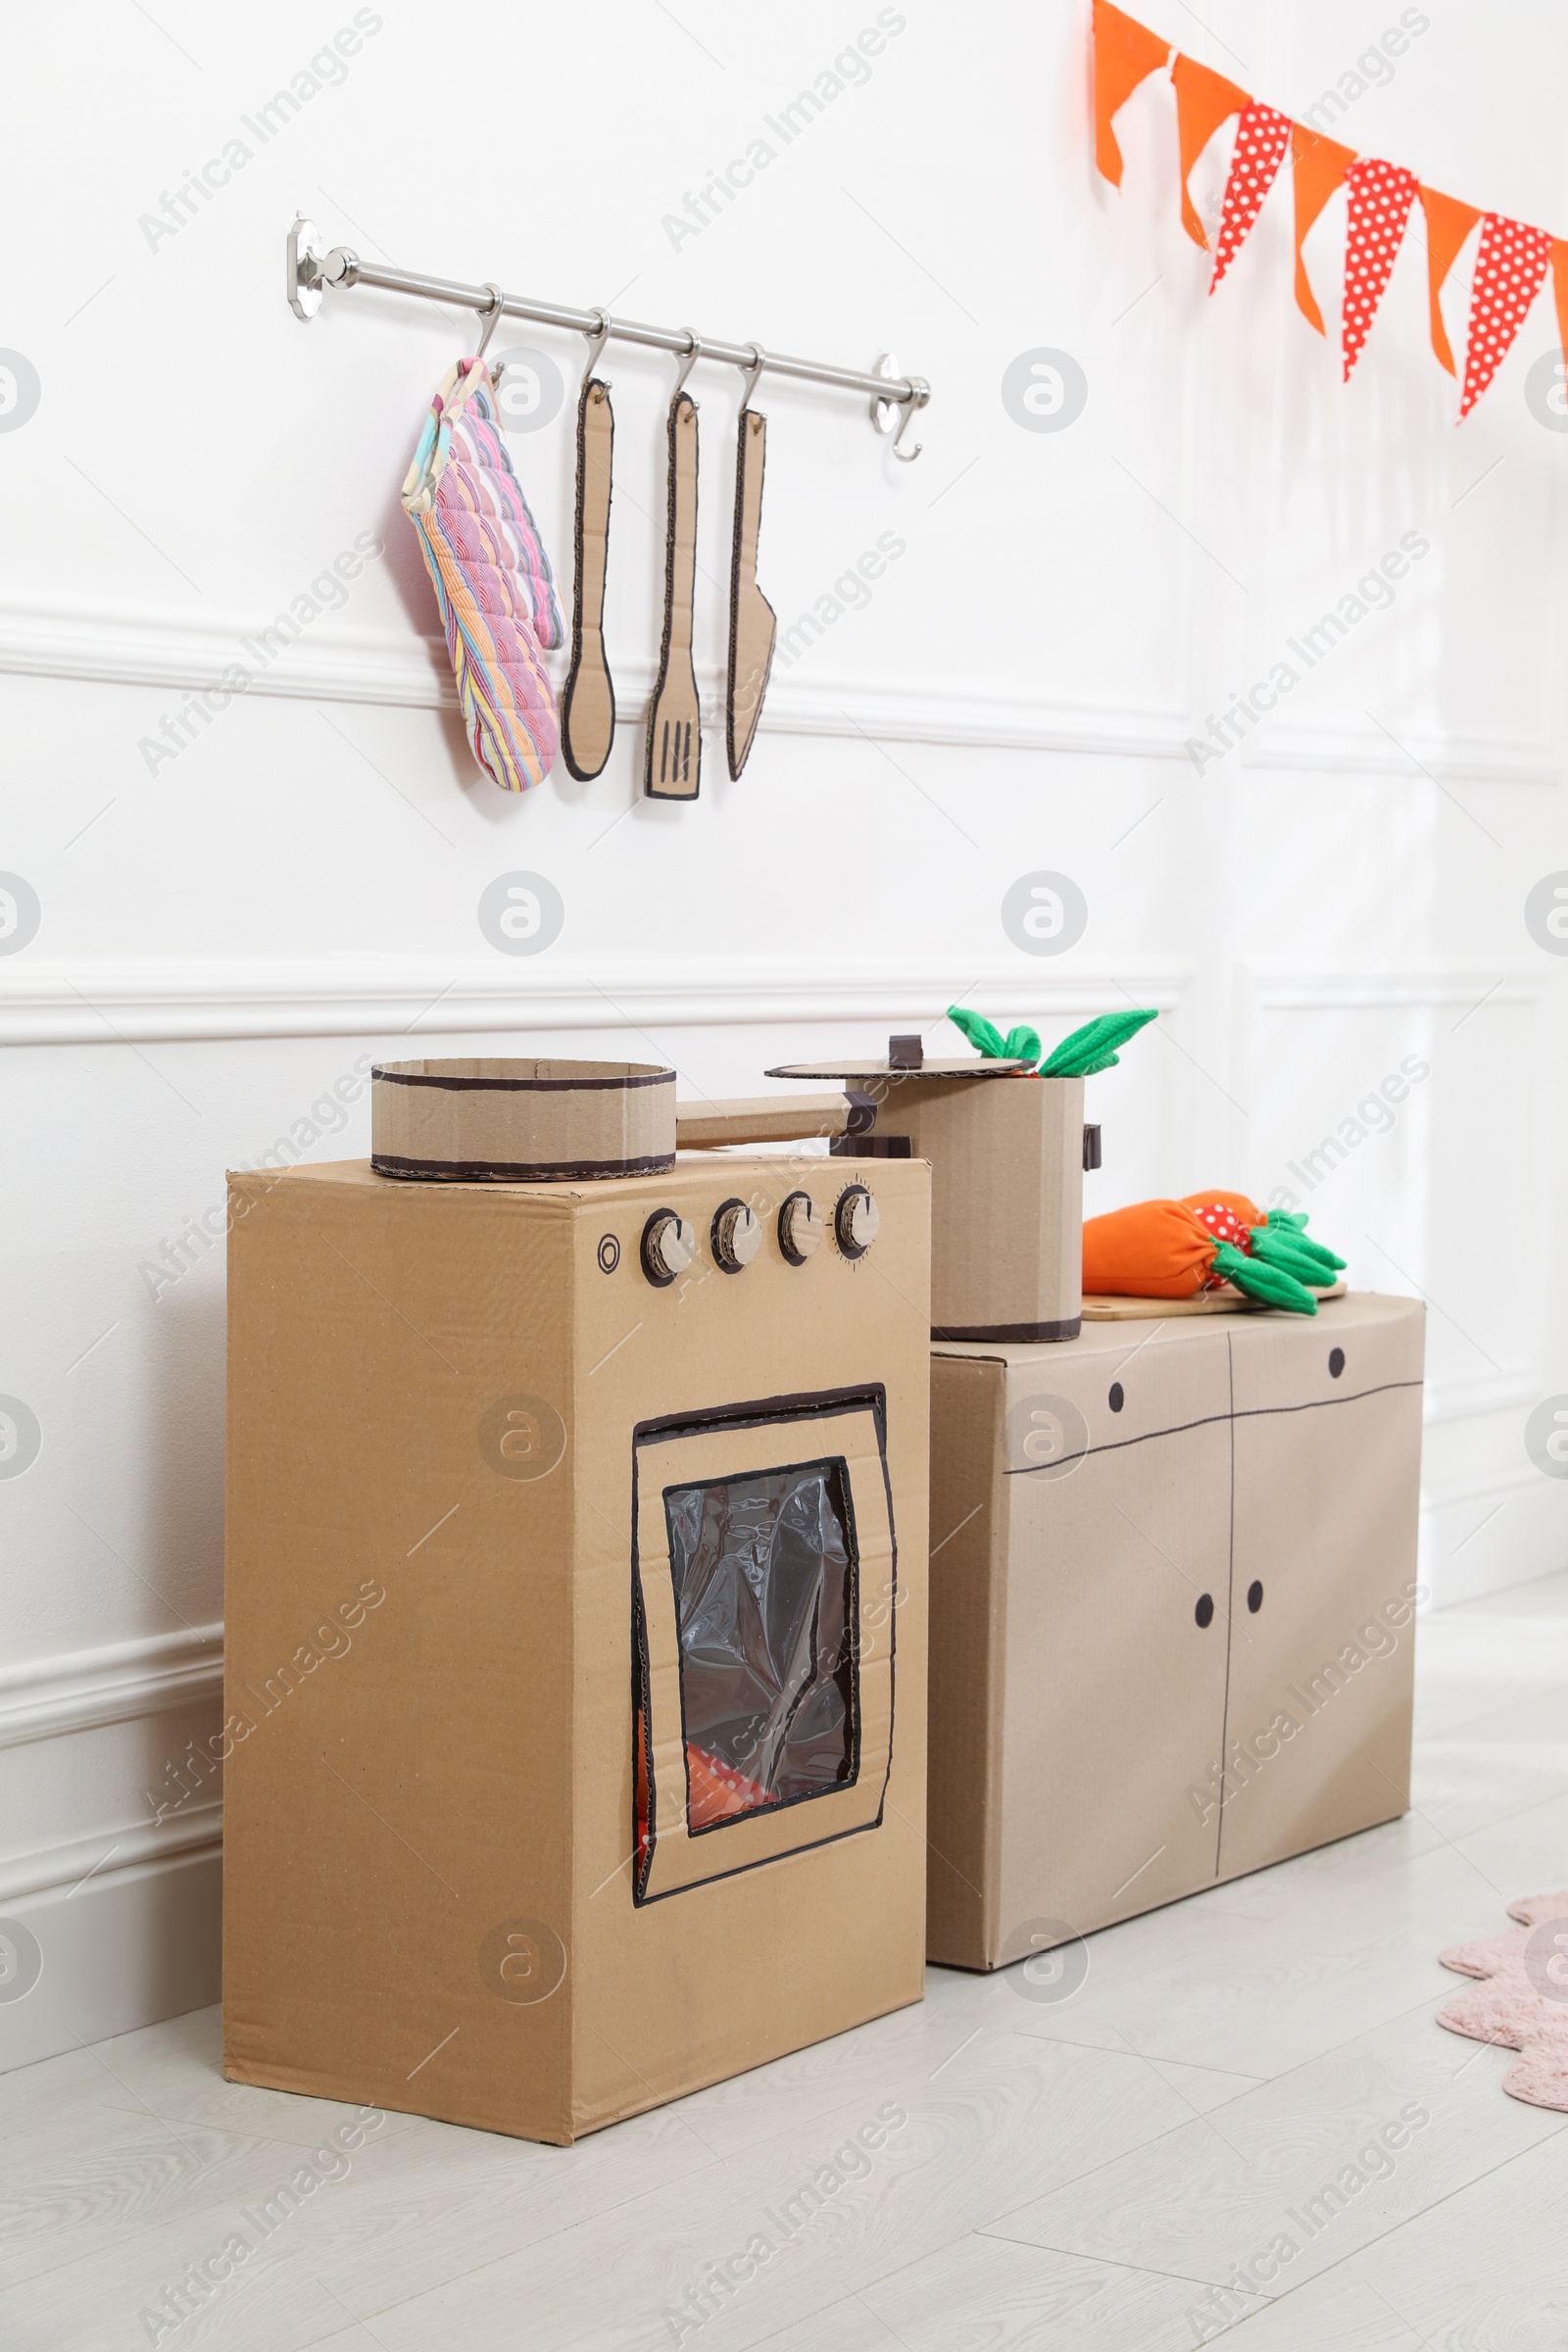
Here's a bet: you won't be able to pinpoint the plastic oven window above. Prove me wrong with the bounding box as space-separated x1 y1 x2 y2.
663 1459 858 1830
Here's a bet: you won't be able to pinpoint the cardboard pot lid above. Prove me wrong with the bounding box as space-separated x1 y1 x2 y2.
766 1058 1034 1081
371 1057 676 1183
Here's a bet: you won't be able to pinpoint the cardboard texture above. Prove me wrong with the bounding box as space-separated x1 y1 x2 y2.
560 376 616 782
645 391 701 799
726 407 776 779
926 1293 1426 1969
370 1058 675 1183
223 1152 930 2144
766 1061 1084 1342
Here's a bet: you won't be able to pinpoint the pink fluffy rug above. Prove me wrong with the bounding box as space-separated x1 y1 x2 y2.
1438 1889 1568 2110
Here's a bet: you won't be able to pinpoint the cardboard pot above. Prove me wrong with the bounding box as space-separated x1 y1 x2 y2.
371 1057 675 1183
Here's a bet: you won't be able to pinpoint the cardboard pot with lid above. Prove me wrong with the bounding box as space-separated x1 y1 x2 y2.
674 1035 1092 1343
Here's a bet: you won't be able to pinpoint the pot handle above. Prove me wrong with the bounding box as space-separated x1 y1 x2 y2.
674 1091 877 1149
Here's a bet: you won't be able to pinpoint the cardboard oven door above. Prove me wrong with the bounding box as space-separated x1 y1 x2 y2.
631 1394 897 1904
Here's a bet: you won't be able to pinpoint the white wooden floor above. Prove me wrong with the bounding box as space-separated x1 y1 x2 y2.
6 1572 1568 2352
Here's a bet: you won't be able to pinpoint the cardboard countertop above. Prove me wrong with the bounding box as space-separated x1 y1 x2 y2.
931 1291 1423 1363
227 1152 880 1201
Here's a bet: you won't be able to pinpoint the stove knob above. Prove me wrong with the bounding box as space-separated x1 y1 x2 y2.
835 1185 880 1258
641 1208 697 1286
711 1199 762 1273
778 1191 822 1265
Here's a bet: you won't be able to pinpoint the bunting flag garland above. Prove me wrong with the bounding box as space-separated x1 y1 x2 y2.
1092 0 1568 416
1342 160 1420 380
1209 105 1293 291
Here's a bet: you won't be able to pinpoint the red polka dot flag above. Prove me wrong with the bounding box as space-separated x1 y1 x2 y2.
1342 159 1419 380
1091 0 1568 417
1209 103 1293 293
1459 214 1552 417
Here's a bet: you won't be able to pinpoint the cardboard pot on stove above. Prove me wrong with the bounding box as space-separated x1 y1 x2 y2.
371 1057 676 1183
674 1036 1087 1343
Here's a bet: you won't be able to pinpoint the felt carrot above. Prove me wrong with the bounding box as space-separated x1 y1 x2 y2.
1083 1197 1320 1312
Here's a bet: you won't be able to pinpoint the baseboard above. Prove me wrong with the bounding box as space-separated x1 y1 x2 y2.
0 1847 220 2075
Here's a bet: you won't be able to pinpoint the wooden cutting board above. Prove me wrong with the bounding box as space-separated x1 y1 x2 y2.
1081 1281 1348 1320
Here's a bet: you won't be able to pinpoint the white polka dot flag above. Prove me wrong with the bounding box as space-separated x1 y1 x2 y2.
1092 0 1568 417
1458 216 1552 416
1341 159 1420 380
1209 104 1293 292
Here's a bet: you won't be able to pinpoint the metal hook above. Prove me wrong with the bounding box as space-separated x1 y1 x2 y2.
739 341 766 410
582 306 612 387
671 326 701 401
891 375 930 464
474 282 507 363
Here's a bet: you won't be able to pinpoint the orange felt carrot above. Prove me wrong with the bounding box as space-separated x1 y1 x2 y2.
1084 1199 1217 1298
1084 1199 1320 1312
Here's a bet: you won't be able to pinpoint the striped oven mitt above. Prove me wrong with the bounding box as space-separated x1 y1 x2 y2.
402 359 564 793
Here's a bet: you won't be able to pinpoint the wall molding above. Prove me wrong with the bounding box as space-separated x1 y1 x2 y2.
0 1624 223 1751
0 1798 222 1905
1246 967 1545 1013
4 597 1555 773
0 956 1195 1048
1243 717 1557 787
1422 1461 1544 1517
0 597 1197 759
1424 1370 1542 1428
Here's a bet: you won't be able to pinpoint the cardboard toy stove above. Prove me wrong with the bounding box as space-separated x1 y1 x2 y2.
223 1058 931 2144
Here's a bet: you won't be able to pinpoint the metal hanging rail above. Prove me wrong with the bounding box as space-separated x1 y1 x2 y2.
285 216 931 461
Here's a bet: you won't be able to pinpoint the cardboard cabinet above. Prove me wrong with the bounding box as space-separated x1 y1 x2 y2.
927 1294 1425 1970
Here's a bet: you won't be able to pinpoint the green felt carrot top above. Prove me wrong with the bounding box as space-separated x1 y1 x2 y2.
947 1004 1158 1078
945 1005 1041 1065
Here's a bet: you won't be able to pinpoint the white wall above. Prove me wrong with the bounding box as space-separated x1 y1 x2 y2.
3 0 1567 2059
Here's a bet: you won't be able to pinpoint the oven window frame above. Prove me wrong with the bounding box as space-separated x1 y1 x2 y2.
630 1385 897 1907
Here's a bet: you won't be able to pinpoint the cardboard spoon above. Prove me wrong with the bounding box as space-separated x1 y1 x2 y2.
560 374 616 781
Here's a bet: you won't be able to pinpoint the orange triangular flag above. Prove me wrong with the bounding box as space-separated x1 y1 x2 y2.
1418 186 1483 374
1291 123 1356 333
1092 0 1173 187
1171 53 1250 247
1553 240 1568 365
